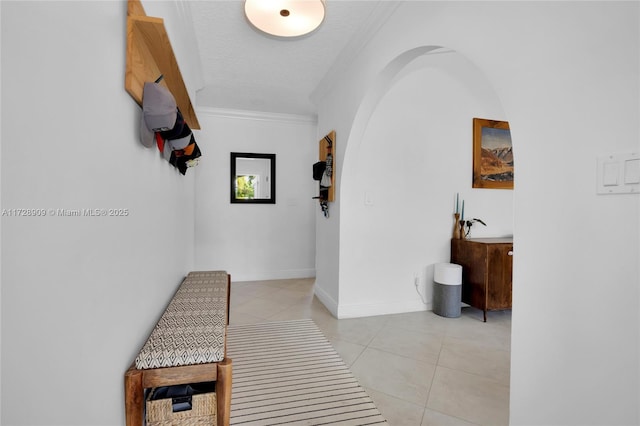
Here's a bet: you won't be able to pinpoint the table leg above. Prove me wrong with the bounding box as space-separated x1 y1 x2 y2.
216 358 233 426
124 367 144 426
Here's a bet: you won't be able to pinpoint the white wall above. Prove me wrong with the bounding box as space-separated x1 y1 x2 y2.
339 51 514 317
1 2 198 424
194 109 317 282
0 1 3 421
315 2 639 425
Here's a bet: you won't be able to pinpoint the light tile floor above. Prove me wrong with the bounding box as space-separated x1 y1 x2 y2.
229 278 511 426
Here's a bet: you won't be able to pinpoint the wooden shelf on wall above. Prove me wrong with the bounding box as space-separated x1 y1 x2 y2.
125 0 200 129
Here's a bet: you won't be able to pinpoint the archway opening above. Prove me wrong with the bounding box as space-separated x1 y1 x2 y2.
338 46 514 318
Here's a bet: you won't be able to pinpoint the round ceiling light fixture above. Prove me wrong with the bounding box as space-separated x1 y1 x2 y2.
244 0 326 38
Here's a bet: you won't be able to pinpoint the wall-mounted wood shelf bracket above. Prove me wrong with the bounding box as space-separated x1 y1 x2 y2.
319 130 336 202
125 0 200 129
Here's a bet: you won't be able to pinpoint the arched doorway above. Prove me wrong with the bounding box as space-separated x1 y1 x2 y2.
338 46 514 318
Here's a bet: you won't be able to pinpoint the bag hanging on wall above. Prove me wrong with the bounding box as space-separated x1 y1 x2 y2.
313 161 326 181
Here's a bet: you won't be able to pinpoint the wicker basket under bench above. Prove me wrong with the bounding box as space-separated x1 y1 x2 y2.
124 271 232 426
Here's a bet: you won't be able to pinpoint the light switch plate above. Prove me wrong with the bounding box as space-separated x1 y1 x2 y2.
597 153 640 194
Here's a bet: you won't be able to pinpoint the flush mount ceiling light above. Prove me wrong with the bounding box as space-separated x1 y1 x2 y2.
244 0 326 38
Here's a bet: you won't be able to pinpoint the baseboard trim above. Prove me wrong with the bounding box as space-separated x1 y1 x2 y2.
230 269 316 282
313 285 339 318
336 299 432 319
313 287 432 319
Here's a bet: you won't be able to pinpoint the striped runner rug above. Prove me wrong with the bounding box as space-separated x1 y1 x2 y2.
226 319 388 425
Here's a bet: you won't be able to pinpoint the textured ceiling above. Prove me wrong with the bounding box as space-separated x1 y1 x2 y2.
190 1 399 116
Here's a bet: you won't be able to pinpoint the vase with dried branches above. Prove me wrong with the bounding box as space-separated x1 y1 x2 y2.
462 218 486 238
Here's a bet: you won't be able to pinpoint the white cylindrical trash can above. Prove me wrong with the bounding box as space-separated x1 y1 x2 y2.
433 263 462 318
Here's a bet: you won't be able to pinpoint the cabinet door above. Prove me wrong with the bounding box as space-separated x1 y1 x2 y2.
486 244 512 310
452 240 487 310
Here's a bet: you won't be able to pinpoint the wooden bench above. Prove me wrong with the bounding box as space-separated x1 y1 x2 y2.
124 271 232 425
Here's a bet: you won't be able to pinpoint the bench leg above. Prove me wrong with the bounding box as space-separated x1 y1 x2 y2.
217 358 233 426
124 367 144 426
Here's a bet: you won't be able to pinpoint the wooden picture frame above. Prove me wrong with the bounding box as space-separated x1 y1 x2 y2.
472 118 514 189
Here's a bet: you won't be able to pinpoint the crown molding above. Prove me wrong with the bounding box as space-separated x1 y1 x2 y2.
196 107 318 124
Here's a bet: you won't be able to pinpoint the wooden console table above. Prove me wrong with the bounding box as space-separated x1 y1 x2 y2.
450 238 513 322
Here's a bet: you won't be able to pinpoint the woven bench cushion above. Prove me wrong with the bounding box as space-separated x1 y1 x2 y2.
135 271 228 370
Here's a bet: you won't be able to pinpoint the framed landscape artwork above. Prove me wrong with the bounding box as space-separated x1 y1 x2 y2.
472 118 514 189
